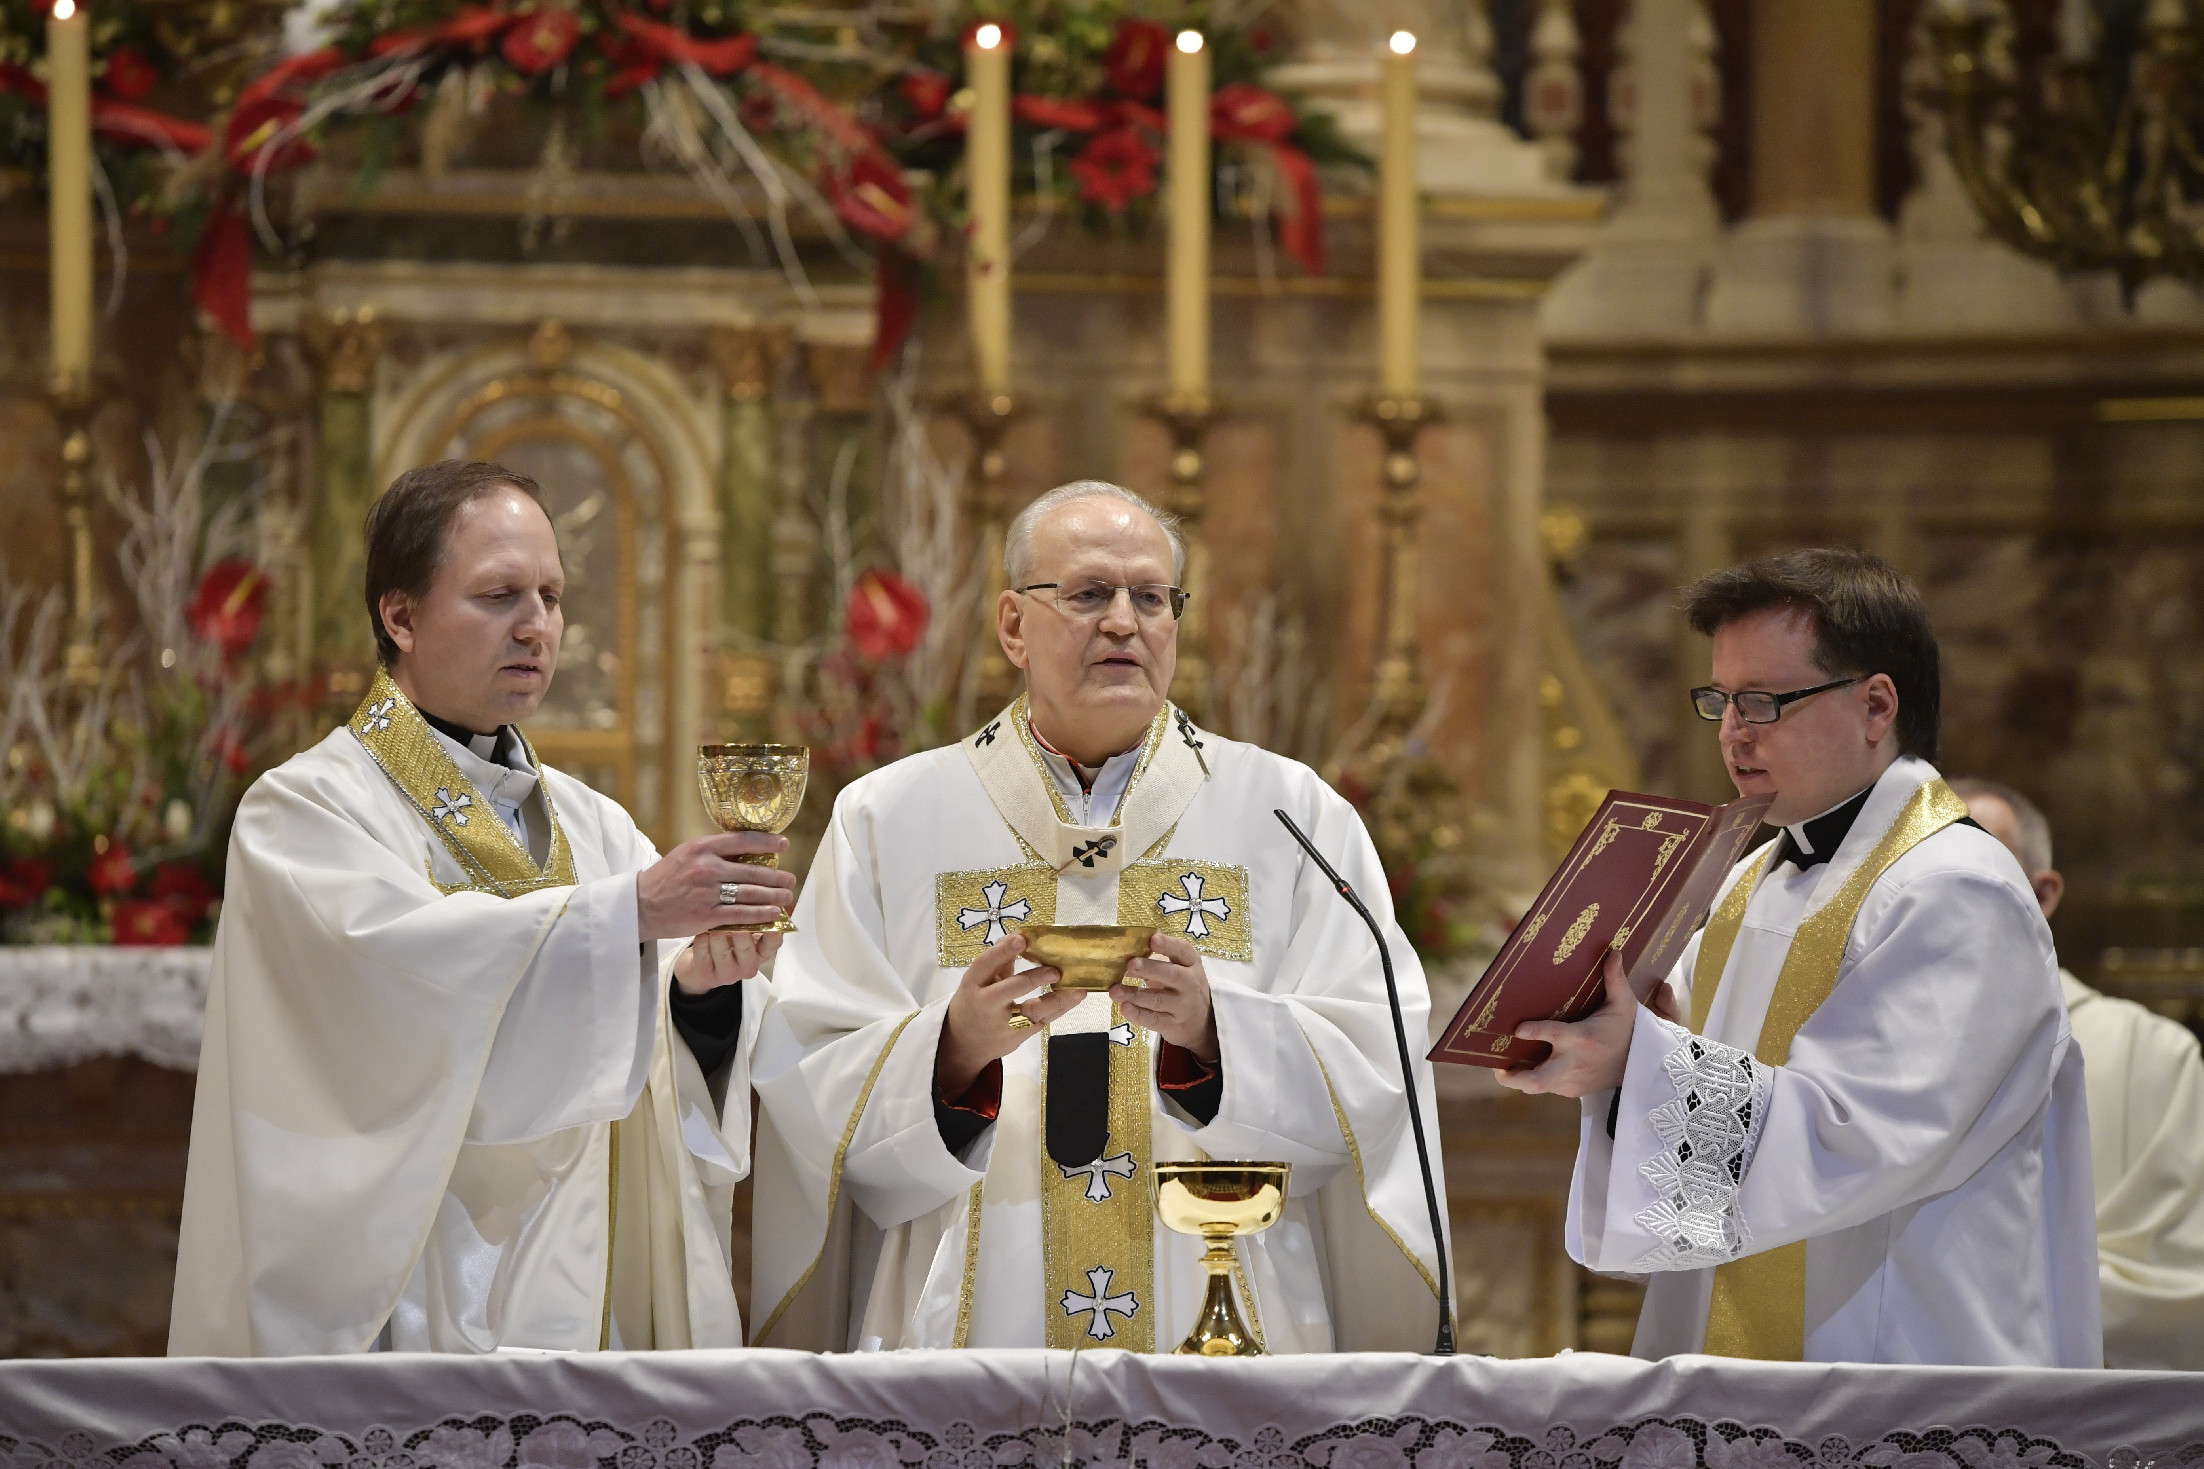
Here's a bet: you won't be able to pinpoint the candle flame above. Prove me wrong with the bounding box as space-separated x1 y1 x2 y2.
1176 30 1203 53
53 0 78 18
1389 30 1416 54
974 22 1003 49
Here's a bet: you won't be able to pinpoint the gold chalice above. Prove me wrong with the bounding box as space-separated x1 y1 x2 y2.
1019 924 1156 991
1153 1161 1291 1357
696 743 809 934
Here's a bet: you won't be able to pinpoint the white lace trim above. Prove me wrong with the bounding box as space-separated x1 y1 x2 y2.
1632 1027 1771 1270
0 945 210 1074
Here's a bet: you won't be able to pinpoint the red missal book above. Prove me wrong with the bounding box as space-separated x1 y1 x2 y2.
1429 788 1777 1070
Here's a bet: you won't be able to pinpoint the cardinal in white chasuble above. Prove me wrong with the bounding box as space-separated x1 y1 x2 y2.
171 461 795 1355
751 480 1451 1352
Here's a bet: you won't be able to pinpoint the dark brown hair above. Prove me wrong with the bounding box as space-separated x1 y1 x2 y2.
1681 547 1942 761
364 460 547 666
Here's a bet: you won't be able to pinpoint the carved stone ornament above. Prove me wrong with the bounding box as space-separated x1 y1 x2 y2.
301 308 384 395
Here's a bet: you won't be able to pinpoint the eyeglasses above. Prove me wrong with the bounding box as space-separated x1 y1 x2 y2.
1690 676 1861 725
1016 581 1190 622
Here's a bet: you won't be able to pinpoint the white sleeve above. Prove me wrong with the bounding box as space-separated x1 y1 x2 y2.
1577 867 2062 1275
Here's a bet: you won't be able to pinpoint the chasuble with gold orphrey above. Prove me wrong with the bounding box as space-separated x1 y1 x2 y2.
750 699 1451 1352
171 672 757 1356
1565 756 2101 1366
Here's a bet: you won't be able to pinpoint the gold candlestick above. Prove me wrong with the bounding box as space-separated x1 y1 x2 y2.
1364 394 1435 729
952 389 1023 710
50 384 100 686
1144 390 1217 719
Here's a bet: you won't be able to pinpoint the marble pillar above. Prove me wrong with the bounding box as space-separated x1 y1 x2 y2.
1704 0 1894 334
1543 0 1724 336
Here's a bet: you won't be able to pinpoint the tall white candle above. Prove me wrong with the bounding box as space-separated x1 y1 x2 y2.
1377 31 1419 399
47 0 93 392
1166 29 1210 400
965 22 1012 395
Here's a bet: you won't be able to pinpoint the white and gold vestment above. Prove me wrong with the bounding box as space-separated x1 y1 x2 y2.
749 699 1450 1352
1568 756 2100 1365
170 672 756 1355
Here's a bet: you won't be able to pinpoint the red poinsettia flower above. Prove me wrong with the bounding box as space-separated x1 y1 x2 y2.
1210 82 1296 143
101 45 159 102
0 857 54 911
502 6 580 75
87 841 137 897
112 899 191 947
845 568 929 661
187 557 268 661
900 68 952 120
829 153 916 241
1105 19 1170 101
1069 125 1160 211
150 861 218 927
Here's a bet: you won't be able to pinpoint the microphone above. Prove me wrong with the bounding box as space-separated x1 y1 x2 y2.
1273 808 1455 1356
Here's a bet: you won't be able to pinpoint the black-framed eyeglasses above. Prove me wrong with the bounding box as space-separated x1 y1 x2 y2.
1690 676 1860 724
1016 581 1190 622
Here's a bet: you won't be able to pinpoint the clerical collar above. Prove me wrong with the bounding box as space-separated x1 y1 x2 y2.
419 708 522 770
1028 717 1140 827
1774 785 1874 871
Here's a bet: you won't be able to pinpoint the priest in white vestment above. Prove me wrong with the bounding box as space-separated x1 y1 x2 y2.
1500 549 2099 1367
171 460 795 1356
750 480 1450 1353
1955 777 2204 1370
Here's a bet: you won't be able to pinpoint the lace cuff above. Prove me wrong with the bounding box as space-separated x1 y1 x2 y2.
1631 1027 1772 1271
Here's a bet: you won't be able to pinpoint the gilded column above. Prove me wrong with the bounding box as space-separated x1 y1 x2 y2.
301 308 383 712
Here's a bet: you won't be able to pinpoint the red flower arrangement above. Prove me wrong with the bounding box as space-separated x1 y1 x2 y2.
1104 19 1169 102
150 861 218 928
829 152 918 242
501 5 581 74
845 568 929 661
101 45 160 102
1070 125 1160 212
0 858 54 911
188 558 269 661
111 900 191 947
86 841 138 898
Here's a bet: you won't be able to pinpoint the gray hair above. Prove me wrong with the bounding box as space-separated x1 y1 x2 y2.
1003 480 1186 587
1948 777 2054 874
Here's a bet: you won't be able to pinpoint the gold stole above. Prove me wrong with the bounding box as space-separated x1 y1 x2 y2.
348 668 576 896
1040 1010 1157 1351
1686 777 1972 1360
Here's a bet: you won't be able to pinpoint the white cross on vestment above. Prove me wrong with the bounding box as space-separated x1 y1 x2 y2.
1157 872 1231 940
1060 1265 1139 1339
431 788 473 826
1106 1022 1135 1047
1059 1150 1137 1202
958 879 1032 945
362 697 396 733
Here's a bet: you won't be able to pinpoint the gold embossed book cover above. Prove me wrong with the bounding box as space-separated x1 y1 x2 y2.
1428 789 1775 1070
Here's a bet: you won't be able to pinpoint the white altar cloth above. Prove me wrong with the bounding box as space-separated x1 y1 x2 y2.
0 946 210 1075
0 1351 2196 1469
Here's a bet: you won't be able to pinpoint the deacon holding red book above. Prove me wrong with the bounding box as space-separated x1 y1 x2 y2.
1498 549 2101 1367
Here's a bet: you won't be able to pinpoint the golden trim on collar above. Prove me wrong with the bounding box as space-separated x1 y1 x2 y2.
1009 694 1174 829
349 668 577 898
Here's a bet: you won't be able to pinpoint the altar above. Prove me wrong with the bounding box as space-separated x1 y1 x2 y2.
1 1350 2199 1469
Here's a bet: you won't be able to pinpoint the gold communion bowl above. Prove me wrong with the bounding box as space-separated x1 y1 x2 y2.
1018 924 1156 991
1153 1161 1291 1356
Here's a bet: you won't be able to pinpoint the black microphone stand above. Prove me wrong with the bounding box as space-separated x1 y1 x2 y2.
1273 808 1455 1356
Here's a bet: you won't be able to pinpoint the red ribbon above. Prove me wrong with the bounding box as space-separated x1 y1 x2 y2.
192 199 256 349
1211 83 1324 275
611 13 758 78
92 99 213 153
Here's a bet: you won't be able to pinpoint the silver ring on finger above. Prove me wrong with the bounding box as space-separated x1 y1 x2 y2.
718 881 743 906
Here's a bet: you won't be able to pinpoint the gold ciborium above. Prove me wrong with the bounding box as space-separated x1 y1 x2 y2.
1019 924 1156 991
1153 1161 1290 1357
696 743 808 934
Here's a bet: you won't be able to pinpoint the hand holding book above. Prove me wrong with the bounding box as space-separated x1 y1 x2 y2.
1428 788 1775 1071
